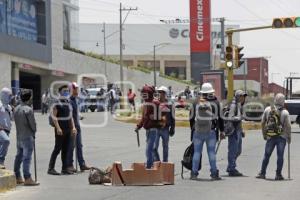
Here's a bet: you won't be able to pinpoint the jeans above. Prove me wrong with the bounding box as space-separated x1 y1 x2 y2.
14 137 34 179
192 130 218 176
227 130 243 172
67 129 86 168
146 128 158 169
260 136 286 175
0 130 10 165
48 129 71 170
153 128 169 162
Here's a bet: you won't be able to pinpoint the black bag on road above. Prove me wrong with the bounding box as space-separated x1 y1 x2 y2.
181 143 202 179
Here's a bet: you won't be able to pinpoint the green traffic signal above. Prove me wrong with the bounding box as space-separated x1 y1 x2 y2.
295 17 300 27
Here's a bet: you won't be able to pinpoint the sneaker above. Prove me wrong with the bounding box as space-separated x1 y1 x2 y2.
16 177 25 185
0 164 6 169
211 171 222 181
47 169 61 176
24 178 40 186
80 165 91 172
190 172 198 180
61 169 74 175
256 173 266 179
275 174 284 181
228 170 243 177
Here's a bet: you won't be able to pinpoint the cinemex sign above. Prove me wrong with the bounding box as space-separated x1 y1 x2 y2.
196 0 204 42
169 28 222 39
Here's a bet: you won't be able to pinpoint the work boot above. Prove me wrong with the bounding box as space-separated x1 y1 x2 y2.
211 170 222 181
24 178 40 186
47 168 61 176
190 172 198 180
256 173 266 179
228 170 243 177
16 177 24 185
61 169 74 175
67 166 77 173
80 165 91 172
0 164 6 169
275 174 284 181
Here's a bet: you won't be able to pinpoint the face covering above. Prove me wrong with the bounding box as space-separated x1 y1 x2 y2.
61 91 70 97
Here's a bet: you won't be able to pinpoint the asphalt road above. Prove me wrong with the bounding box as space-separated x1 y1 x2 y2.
1 112 300 200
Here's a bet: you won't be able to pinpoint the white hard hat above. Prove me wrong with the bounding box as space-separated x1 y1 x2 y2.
200 83 215 94
157 86 169 94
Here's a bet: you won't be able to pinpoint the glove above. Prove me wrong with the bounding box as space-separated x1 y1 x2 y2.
263 135 268 141
241 132 245 138
169 127 175 137
134 126 140 134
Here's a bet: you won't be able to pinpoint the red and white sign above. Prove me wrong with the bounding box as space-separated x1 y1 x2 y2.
190 0 211 53
52 70 65 77
21 64 33 70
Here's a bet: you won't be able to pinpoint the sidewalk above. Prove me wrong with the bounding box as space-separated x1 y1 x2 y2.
0 169 16 193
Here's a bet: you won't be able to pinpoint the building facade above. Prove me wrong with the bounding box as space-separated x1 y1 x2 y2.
0 0 108 109
233 57 269 96
78 23 240 82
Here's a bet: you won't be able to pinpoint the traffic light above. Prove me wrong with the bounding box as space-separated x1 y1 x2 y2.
272 17 300 28
234 46 244 68
225 46 233 68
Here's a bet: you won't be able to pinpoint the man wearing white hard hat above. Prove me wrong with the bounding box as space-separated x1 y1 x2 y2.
153 86 175 163
190 83 225 180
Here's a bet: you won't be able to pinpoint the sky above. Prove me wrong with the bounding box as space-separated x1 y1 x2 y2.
79 0 300 85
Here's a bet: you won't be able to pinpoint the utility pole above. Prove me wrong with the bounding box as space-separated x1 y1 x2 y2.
102 22 107 77
153 46 156 87
219 18 226 61
119 3 138 92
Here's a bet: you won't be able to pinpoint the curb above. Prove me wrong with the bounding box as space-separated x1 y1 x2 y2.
115 117 262 131
0 169 16 193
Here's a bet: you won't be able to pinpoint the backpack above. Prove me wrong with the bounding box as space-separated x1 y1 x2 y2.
181 143 202 179
88 167 112 185
194 99 212 134
265 105 283 137
223 102 238 136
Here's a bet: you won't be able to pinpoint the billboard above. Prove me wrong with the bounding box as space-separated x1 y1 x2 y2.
0 0 37 42
190 0 211 53
190 0 211 82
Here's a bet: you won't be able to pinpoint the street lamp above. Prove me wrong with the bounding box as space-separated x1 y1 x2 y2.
153 43 171 87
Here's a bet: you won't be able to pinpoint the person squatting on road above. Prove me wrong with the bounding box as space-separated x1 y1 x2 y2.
0 88 13 169
226 90 247 177
256 93 291 180
67 82 90 173
13 89 39 186
48 85 77 175
153 86 175 163
189 83 224 181
135 85 162 169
